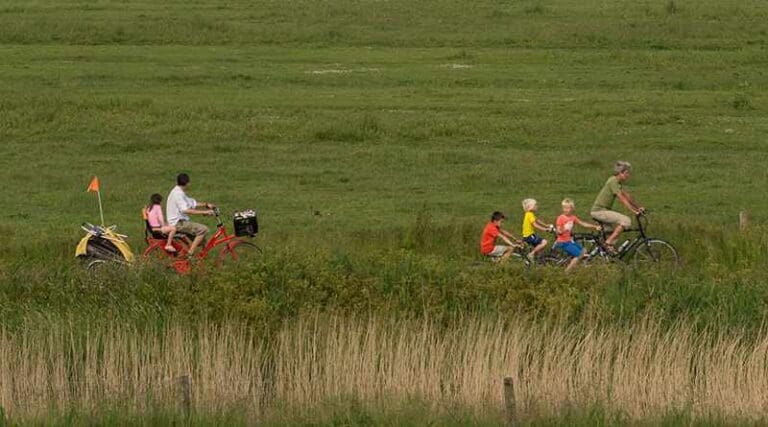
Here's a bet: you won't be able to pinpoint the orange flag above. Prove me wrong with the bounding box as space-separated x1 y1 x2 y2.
87 176 100 192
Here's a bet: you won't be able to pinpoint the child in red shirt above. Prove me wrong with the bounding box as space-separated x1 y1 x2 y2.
480 211 522 262
554 198 601 272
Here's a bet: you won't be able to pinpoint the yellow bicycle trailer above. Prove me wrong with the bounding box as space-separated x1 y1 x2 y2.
75 223 135 270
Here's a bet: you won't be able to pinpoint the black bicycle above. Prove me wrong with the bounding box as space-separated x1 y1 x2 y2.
574 213 679 267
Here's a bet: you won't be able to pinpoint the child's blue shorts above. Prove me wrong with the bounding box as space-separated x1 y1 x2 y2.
554 241 584 258
524 234 544 246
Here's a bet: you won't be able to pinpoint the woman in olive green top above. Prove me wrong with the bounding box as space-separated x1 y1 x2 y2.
590 161 645 251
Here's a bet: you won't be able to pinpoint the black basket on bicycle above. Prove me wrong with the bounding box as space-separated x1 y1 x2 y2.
233 210 258 237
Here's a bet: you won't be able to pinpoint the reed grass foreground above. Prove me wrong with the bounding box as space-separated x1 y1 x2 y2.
1 315 767 424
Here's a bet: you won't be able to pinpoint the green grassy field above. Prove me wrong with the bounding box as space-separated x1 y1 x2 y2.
2 0 767 249
1 0 768 424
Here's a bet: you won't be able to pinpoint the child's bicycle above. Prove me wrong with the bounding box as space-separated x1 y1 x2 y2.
574 212 679 267
512 229 570 268
143 207 261 274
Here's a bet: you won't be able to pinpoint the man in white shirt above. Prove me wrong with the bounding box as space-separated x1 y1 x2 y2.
167 173 216 256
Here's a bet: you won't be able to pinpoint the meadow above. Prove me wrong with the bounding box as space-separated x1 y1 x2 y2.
1 0 768 424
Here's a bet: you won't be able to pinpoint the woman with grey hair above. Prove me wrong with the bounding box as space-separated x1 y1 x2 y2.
590 161 645 252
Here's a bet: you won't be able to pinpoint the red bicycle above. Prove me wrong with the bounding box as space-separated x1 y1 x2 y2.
143 207 260 274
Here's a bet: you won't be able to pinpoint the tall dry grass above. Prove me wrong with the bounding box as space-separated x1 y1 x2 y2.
1 316 767 423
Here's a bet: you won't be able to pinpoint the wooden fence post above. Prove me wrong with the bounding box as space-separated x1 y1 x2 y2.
503 376 517 425
739 211 749 230
179 374 191 419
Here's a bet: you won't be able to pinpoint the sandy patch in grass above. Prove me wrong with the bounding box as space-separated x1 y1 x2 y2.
441 63 474 69
307 67 381 75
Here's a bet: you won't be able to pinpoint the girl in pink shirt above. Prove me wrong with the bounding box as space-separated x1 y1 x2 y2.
146 193 177 252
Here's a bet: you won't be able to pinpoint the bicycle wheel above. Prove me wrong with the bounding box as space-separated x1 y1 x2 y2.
509 247 533 268
539 255 569 267
573 235 616 265
86 258 108 272
217 240 261 267
144 245 167 261
573 235 600 258
84 258 128 278
144 244 182 266
631 239 679 267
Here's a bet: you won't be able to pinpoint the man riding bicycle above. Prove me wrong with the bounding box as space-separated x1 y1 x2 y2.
590 161 645 252
166 173 217 257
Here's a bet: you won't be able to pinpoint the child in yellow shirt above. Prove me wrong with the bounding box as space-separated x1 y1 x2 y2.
521 198 554 262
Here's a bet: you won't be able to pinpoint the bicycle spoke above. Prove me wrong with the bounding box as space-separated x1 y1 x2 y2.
217 240 261 267
632 239 679 267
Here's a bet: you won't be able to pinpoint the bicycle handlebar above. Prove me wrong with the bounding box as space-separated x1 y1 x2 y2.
212 207 224 227
635 211 650 235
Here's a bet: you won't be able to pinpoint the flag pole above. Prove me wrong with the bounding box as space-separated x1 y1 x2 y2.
97 189 105 227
